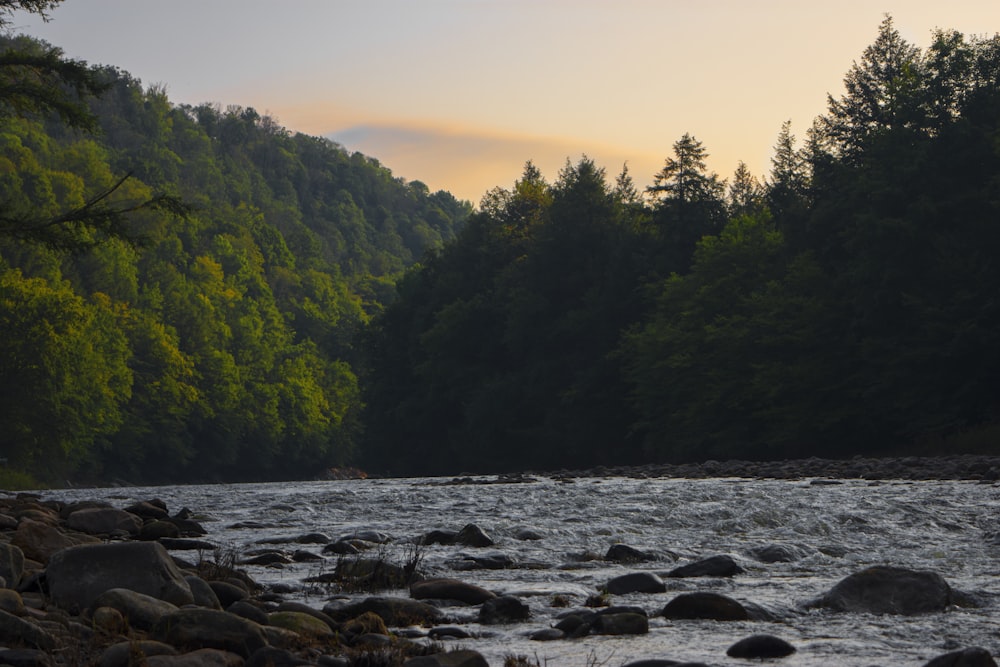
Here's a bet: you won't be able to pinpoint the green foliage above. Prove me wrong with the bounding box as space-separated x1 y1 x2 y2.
0 34 469 483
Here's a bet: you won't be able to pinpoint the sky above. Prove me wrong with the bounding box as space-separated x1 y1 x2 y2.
11 1 1000 204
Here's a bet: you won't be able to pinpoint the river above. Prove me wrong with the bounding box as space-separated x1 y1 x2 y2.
41 475 1000 666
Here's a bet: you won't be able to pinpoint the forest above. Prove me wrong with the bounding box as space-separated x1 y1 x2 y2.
2 14 999 484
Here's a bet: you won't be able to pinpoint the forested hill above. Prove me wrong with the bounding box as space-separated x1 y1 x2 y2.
0 33 471 485
361 18 1000 475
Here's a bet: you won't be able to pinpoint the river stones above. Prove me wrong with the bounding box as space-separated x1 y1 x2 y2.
208 580 249 608
403 649 490 667
10 518 97 564
455 524 494 547
0 589 25 615
661 592 749 621
0 608 56 650
151 608 267 658
0 648 55 667
592 611 649 635
605 544 657 563
124 500 170 520
479 595 530 624
750 543 809 563
727 634 796 658
818 565 953 615
268 610 335 639
93 588 180 631
411 578 496 604
606 572 667 595
324 596 443 626
97 641 180 667
667 554 743 578
185 575 223 610
47 542 194 613
922 646 998 667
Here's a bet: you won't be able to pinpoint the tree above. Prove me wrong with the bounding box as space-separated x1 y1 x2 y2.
727 161 764 218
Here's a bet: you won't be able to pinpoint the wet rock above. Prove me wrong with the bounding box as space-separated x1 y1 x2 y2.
66 507 142 536
818 566 952 615
515 528 544 541
323 540 361 555
923 647 998 666
0 648 54 667
158 538 216 551
0 608 56 650
727 634 796 658
291 550 323 562
479 595 530 624
338 530 391 544
144 648 244 666
0 588 25 615
530 627 565 641
47 542 194 613
410 577 496 605
0 543 25 588
622 661 709 667
750 544 808 563
151 608 267 658
125 500 170 520
667 554 743 578
455 524 494 547
605 543 660 563
240 551 292 566
606 572 667 594
420 529 458 546
402 649 490 667
91 605 127 635
341 610 388 636
592 612 649 635
92 588 180 631
661 592 749 621
324 596 443 626
428 625 474 639
98 640 179 667
0 513 17 530
295 532 330 544
275 601 339 631
451 552 516 570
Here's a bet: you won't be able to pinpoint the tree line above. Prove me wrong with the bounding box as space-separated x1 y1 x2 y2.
0 21 470 484
360 17 1000 475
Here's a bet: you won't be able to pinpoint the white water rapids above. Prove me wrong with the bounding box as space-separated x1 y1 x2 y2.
43 476 1000 666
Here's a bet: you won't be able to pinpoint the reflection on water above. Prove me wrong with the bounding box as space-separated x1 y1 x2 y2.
44 476 1000 666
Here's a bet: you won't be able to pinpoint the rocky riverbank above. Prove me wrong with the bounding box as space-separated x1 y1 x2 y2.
2 483 999 667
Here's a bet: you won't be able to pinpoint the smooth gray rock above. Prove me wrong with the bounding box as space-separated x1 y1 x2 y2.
184 575 222 610
0 648 54 667
667 554 743 578
145 648 244 666
605 544 656 563
402 650 490 667
93 587 180 631
455 524 494 547
923 647 998 667
0 608 56 650
47 542 194 613
726 634 796 658
410 577 496 605
819 566 952 615
97 640 178 667
0 543 24 588
479 595 530 624
592 612 649 635
323 596 442 626
661 592 749 621
606 571 667 595
66 507 142 536
151 608 267 658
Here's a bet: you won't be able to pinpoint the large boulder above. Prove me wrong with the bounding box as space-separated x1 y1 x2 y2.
605 544 657 563
727 634 796 658
410 578 496 605
923 647 997 667
479 595 530 624
661 592 749 621
97 640 179 667
66 507 142 536
0 608 56 650
591 612 649 635
10 519 97 564
324 596 442 626
267 611 335 639
454 524 493 547
46 542 194 613
145 648 245 666
93 588 180 631
151 608 267 658
818 566 952 615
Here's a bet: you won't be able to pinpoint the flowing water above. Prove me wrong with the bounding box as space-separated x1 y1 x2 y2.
43 476 1000 666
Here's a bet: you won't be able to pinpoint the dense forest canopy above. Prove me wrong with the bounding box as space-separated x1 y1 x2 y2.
2 16 999 484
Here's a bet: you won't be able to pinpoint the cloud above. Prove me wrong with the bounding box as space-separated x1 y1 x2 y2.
327 123 665 204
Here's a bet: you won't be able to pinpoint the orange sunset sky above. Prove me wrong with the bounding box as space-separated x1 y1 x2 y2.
15 1 1000 203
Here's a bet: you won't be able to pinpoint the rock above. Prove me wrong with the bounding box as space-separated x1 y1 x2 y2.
727 634 796 658
323 596 443 626
66 507 142 536
819 566 952 615
151 608 267 658
402 650 490 667
428 625 473 639
158 538 216 551
530 627 565 641
605 544 656 563
606 572 667 595
125 500 170 520
226 600 269 625
268 610 335 638
46 542 194 613
295 532 330 544
0 648 54 667
208 581 248 608
141 520 181 540
923 647 998 667
479 595 530 624
592 612 649 635
97 640 179 667
275 601 338 631
323 540 360 555
341 610 388 636
455 524 494 547
410 578 496 605
91 606 127 635
750 544 808 563
0 543 24 588
661 592 749 621
667 554 743 578
338 530 391 544
0 513 17 530
10 518 93 564
0 589 25 615
145 648 245 666
451 552 516 570
515 528 544 541
246 647 314 667
93 588 180 631
0 608 56 650
420 529 458 546
185 575 222 609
